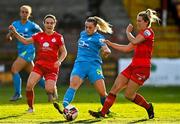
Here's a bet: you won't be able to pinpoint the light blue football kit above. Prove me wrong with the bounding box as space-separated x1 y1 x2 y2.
11 20 45 99
63 31 107 107
12 20 41 62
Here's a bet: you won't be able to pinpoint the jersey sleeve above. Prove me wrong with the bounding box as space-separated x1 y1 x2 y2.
139 29 152 40
97 35 106 47
32 33 39 42
57 35 64 47
32 22 42 33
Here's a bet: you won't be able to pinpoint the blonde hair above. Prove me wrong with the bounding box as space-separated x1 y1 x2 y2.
86 16 113 34
138 9 160 27
20 5 32 14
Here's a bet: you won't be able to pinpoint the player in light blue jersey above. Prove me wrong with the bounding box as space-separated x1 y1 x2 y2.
6 5 47 101
53 16 113 114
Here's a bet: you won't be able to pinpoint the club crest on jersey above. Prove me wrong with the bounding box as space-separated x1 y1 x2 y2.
88 37 92 40
25 28 28 32
144 30 151 36
52 38 56 43
43 42 49 47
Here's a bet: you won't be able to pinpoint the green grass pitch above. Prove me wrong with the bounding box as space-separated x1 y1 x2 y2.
0 84 180 123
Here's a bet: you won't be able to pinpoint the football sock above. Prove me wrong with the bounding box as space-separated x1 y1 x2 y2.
38 78 45 88
101 93 116 116
132 93 150 110
100 96 106 105
26 90 34 109
13 73 22 95
63 87 76 108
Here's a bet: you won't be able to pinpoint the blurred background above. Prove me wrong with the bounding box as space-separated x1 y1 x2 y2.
0 0 180 86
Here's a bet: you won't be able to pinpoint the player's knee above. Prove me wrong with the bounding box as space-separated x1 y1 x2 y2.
70 82 80 89
26 83 33 91
11 66 18 74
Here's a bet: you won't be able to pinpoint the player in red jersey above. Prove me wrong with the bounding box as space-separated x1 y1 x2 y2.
9 14 67 113
89 9 160 119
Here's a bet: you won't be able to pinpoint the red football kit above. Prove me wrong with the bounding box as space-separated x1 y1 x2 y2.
32 31 64 81
122 28 154 85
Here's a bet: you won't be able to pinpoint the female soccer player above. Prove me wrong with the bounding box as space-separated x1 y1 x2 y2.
6 5 46 101
89 9 160 119
53 16 112 114
9 14 67 112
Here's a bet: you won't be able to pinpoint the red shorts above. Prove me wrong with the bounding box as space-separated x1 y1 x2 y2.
121 65 150 85
32 64 59 82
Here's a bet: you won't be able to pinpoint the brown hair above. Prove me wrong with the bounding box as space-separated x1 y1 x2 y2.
43 14 57 24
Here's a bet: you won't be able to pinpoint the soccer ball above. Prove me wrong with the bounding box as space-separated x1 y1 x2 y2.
63 104 78 121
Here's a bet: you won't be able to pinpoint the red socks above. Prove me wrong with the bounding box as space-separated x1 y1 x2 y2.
26 90 34 109
132 93 150 110
101 93 116 116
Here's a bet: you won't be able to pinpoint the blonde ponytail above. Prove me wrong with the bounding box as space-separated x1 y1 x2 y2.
138 9 160 27
86 16 113 34
94 16 113 34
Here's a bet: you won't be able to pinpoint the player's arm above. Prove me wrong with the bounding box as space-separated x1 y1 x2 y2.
101 45 111 58
58 45 67 63
6 31 14 41
126 24 145 44
104 40 134 53
9 25 34 44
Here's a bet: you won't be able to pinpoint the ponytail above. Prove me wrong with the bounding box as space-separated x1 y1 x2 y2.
86 16 113 34
138 9 160 27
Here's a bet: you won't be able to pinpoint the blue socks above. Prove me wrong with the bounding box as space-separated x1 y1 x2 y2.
38 78 45 88
13 73 22 95
100 96 106 106
63 87 76 107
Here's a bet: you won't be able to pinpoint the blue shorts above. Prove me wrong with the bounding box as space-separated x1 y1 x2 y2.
71 61 104 84
18 49 35 62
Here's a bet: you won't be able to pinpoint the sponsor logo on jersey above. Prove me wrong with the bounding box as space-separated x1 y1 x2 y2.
43 42 49 47
79 40 89 48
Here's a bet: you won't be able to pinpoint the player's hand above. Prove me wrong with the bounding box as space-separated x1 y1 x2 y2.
126 24 133 33
102 48 111 58
8 25 16 33
54 61 61 68
103 40 112 46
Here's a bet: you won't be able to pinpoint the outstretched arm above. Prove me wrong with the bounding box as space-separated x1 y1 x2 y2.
104 40 134 53
8 25 34 44
126 24 145 45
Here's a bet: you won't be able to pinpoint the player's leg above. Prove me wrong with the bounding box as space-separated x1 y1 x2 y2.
24 63 57 102
94 79 107 105
24 62 45 88
63 76 83 108
125 81 154 119
26 71 41 112
89 74 129 118
10 57 28 101
63 62 85 108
